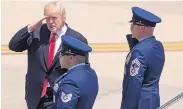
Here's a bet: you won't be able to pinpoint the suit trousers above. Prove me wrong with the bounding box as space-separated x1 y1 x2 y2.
37 87 53 109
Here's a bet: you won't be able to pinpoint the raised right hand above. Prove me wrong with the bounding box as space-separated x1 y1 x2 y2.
27 17 48 32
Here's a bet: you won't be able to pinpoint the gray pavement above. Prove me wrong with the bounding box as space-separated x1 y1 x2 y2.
2 52 183 109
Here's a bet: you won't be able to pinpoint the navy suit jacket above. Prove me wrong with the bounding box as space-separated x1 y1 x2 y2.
9 24 88 109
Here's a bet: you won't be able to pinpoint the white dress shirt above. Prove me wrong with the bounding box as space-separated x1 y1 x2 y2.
50 24 67 57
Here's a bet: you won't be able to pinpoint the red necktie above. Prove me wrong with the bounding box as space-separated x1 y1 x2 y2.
41 33 56 98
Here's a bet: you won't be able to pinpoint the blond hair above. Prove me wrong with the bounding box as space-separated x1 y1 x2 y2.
44 2 66 21
55 2 66 20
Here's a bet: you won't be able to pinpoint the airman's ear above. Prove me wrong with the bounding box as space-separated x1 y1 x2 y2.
69 55 74 60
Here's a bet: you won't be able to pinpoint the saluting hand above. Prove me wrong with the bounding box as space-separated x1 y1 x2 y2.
27 17 48 32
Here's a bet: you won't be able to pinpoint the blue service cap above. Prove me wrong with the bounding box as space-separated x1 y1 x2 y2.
60 35 92 56
130 7 162 27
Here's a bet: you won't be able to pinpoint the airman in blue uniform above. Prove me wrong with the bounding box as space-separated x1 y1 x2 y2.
121 7 165 109
52 35 98 109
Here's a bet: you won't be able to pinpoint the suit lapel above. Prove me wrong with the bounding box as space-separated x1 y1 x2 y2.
42 42 49 69
49 47 61 69
39 25 51 70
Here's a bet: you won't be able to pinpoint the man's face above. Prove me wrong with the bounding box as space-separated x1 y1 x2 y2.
130 23 143 38
59 53 75 69
59 56 71 69
44 7 65 33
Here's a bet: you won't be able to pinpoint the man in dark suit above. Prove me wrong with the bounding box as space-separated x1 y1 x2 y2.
9 2 88 109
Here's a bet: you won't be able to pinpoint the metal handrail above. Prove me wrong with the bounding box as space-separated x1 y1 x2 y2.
157 92 183 109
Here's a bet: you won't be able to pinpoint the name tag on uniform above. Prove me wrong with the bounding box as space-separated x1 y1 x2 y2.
54 83 59 92
126 52 132 64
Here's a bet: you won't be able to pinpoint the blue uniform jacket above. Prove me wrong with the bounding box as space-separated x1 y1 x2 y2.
53 64 98 109
121 36 165 109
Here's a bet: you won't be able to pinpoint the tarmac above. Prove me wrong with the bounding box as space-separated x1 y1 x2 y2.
1 1 183 109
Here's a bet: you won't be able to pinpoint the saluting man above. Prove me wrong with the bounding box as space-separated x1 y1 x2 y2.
8 2 88 109
121 7 165 109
